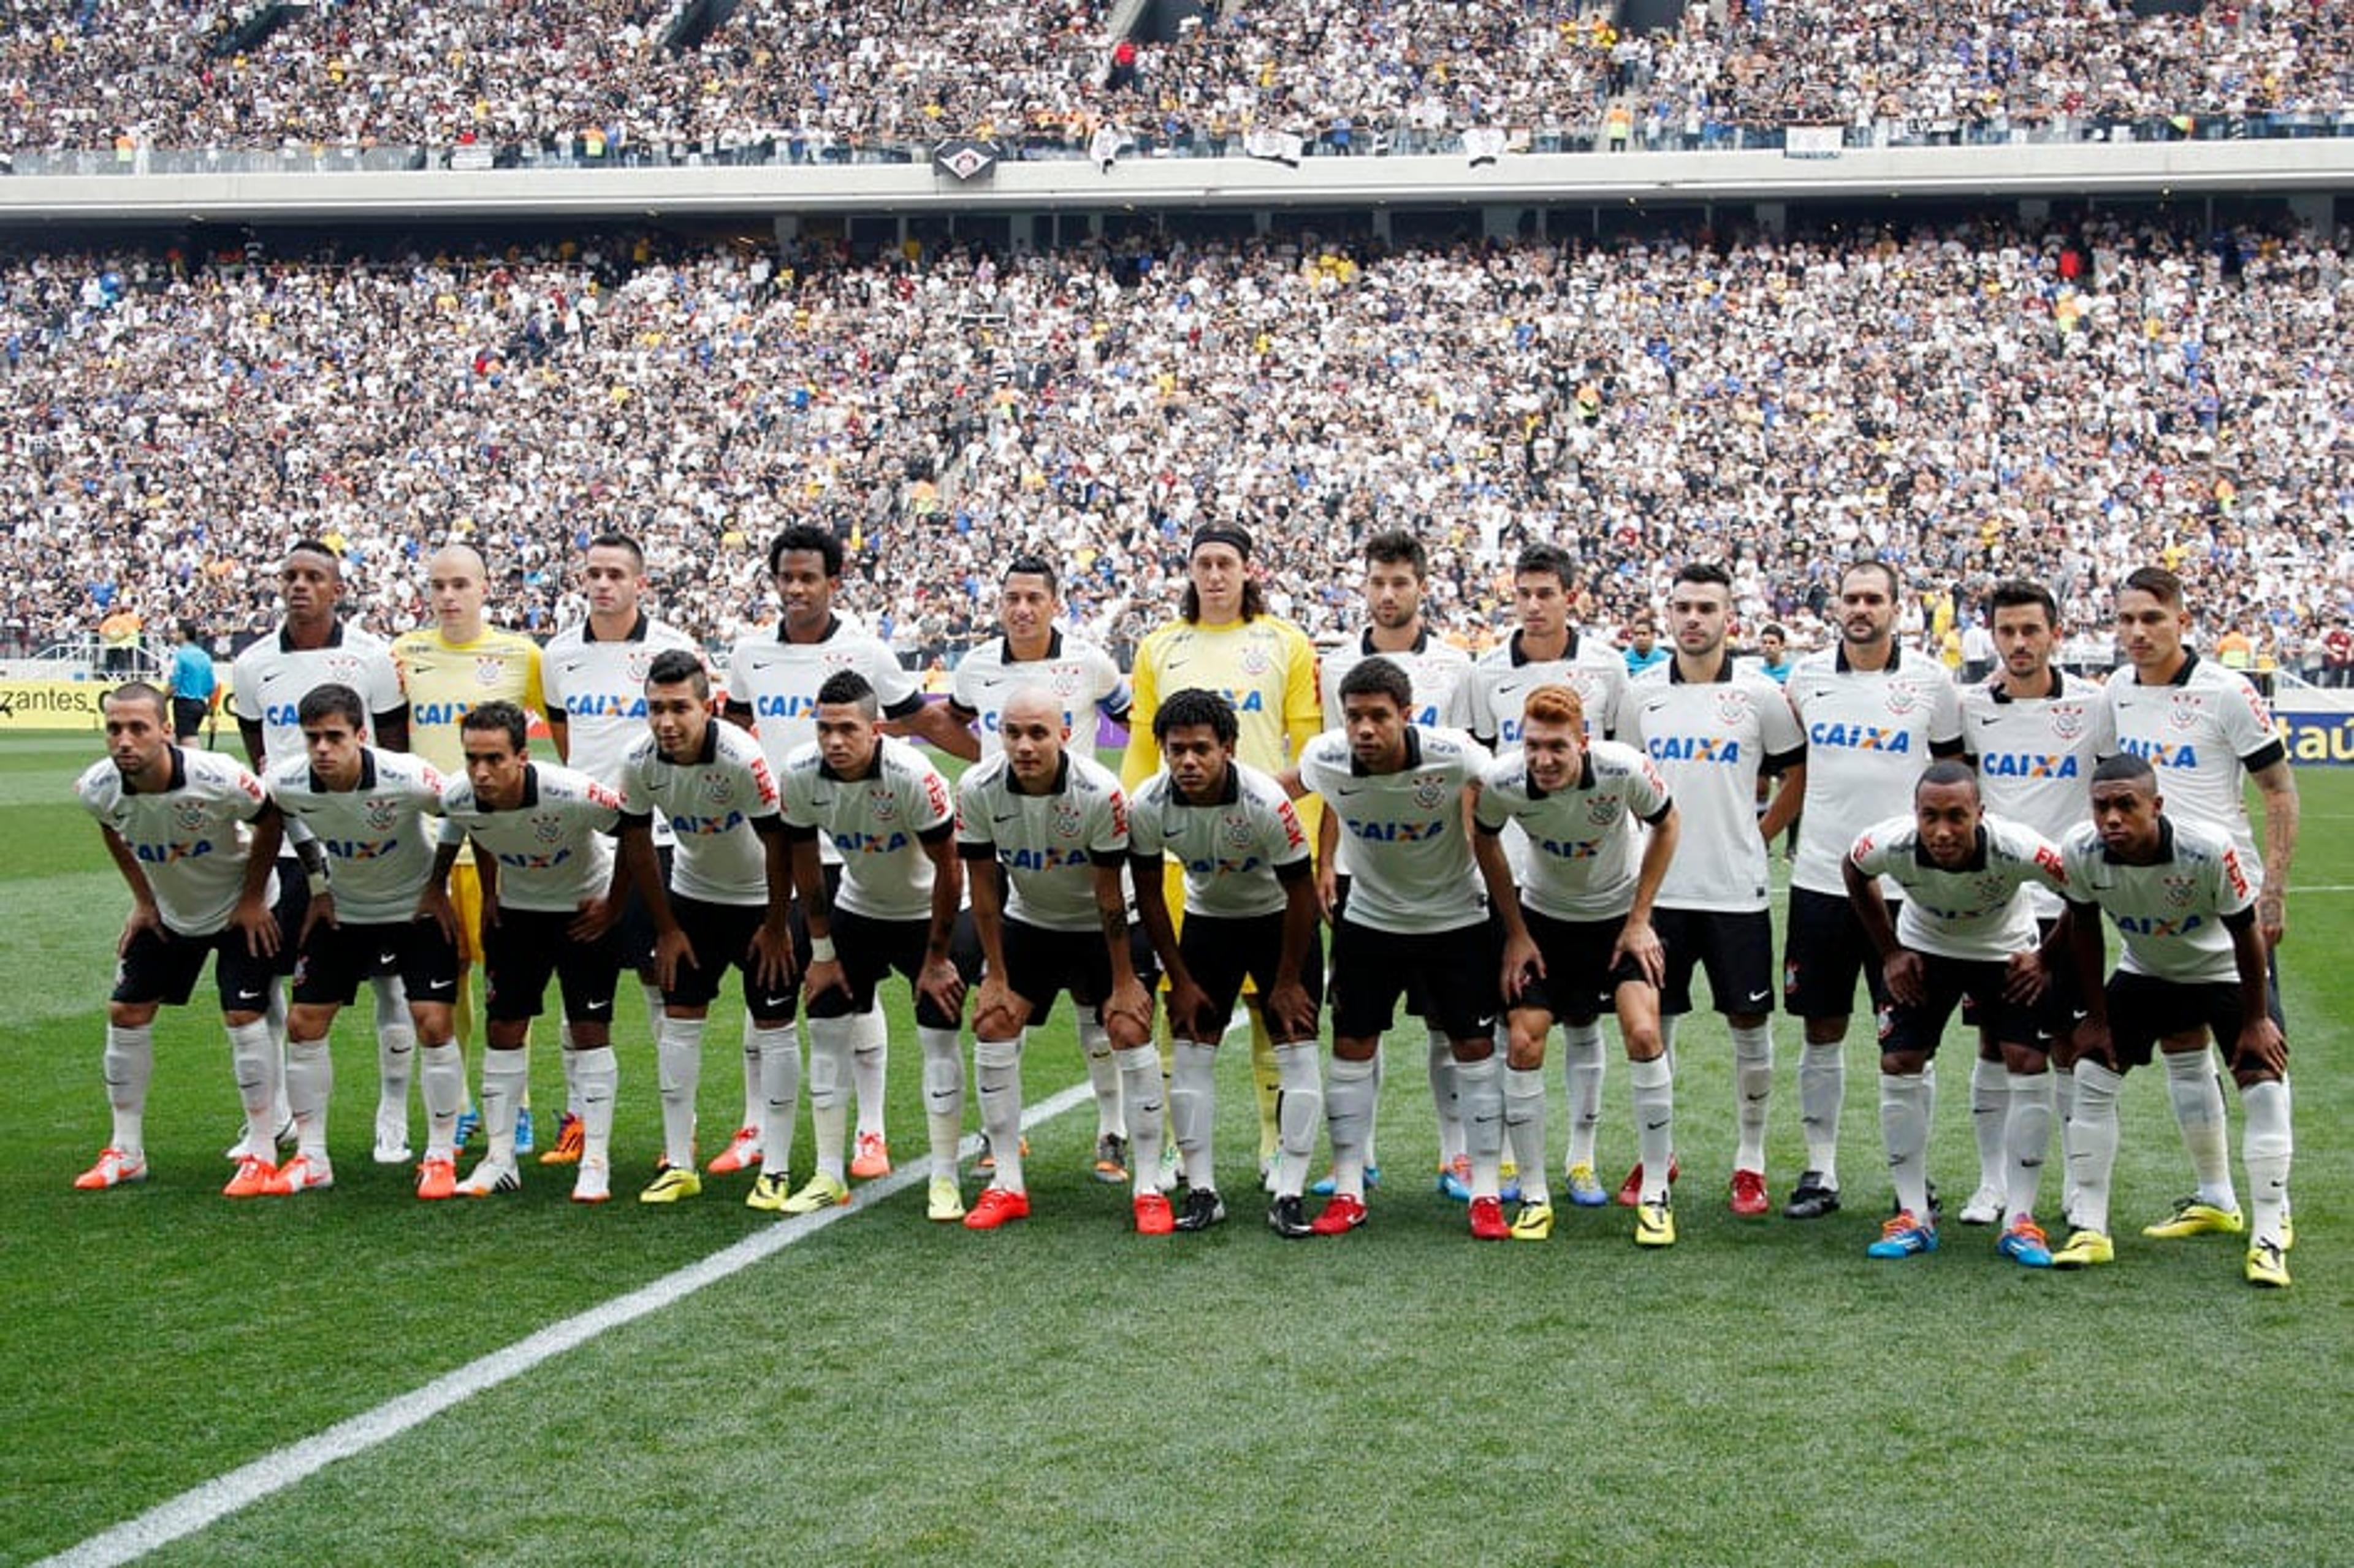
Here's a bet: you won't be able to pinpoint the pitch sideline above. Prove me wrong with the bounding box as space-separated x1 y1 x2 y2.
37 1079 1098 1568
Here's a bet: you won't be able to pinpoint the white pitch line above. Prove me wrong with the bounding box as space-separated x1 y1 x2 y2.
37 1079 1097 1568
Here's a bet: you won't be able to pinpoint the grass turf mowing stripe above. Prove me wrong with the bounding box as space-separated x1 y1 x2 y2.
34 1078 1096 1568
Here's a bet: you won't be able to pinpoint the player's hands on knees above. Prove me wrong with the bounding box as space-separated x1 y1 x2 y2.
118 902 162 959
2001 951 2048 1005
2238 1018 2288 1078
568 897 617 944
801 956 849 1006
918 956 966 1020
232 896 281 959
973 976 1027 1040
652 926 695 992
1610 918 1664 989
2070 1016 2118 1073
299 889 339 947
1105 976 1153 1043
1167 976 1215 1040
417 886 458 944
1882 950 1925 1008
1265 978 1317 1041
1501 933 1544 1003
750 922 798 992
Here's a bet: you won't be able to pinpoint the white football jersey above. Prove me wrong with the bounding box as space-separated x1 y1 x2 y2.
1470 629 1628 748
2103 652 2284 872
1848 812 2069 962
778 736 958 923
78 748 276 937
955 751 1131 934
1126 759 1309 921
1298 725 1490 935
949 630 1130 757
615 721 782 907
1474 738 1672 922
229 623 406 766
542 613 704 845
1959 667 2111 916
1320 628 1479 735
1625 659 1805 913
1785 645 1964 896
265 748 446 924
439 762 619 913
2061 815 2257 985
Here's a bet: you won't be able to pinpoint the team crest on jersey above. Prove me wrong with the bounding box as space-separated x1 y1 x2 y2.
1885 683 1919 717
1586 794 1622 826
476 657 508 688
172 797 208 833
1051 799 1085 840
1412 772 1449 809
1240 644 1270 677
362 796 401 832
868 785 900 822
2168 693 2203 733
2048 702 2086 741
823 649 858 672
2162 873 2198 908
1050 665 1081 699
1715 690 1750 725
701 771 735 804
1220 813 1255 851
530 812 566 844
326 654 365 686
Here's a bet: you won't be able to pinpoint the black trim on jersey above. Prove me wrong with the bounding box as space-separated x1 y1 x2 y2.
1359 626 1434 657
584 612 650 644
1667 655 1734 685
129 746 192 797
658 724 721 769
818 747 885 783
1762 744 1805 777
515 765 541 812
957 842 998 861
880 690 927 721
1509 629 1580 665
1005 755 1073 796
2243 737 2288 774
1350 728 1423 777
783 821 821 843
1987 666 2065 704
1274 857 1313 885
780 613 845 645
2222 906 2258 934
1169 767 1244 810
1523 750 1598 802
309 750 379 796
274 622 353 654
1086 848 1125 869
916 820 954 846
1640 800 1674 829
752 816 788 840
943 630 1071 723
618 809 656 828
1913 824 1990 872
1930 736 1968 760
2160 650 2201 687
2101 818 2176 866
1832 642 1905 674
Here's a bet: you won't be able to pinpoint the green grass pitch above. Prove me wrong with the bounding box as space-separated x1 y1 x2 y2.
2 731 2346 1566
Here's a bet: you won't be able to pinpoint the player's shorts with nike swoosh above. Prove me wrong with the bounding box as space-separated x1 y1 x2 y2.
113 919 278 1012
1649 905 1775 1019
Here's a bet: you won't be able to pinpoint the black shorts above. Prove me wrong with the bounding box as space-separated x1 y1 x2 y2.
1653 905 1776 1018
1332 873 1431 1019
1175 910 1325 1040
807 906 981 1029
1960 914 2082 1042
1328 917 1500 1043
171 696 208 742
1783 885 1896 1020
663 893 804 1020
1875 953 2037 1059
2100 970 2288 1073
1000 916 1159 1029
481 906 622 1024
1507 907 1648 1022
112 919 278 1012
291 917 461 1008
612 843 675 975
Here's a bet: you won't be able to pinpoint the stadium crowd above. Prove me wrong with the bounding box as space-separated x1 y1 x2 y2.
1 0 2349 162
4 211 2348 674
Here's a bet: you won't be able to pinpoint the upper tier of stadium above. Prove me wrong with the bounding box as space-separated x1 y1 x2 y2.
2 0 2348 167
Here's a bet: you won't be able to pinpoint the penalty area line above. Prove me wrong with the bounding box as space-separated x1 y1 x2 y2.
37 1079 1097 1568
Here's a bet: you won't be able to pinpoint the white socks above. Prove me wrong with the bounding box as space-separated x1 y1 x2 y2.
807 1013 857 1181
2003 1070 2054 1225
852 1005 889 1143
372 976 414 1126
102 1022 154 1155
284 1035 333 1159
1970 1055 2007 1198
1457 1054 1503 1199
1878 1070 1930 1220
656 1014 708 1171
918 1026 964 1181
755 1023 801 1179
1270 1040 1322 1200
1731 1020 1774 1174
1325 1054 1378 1199
1116 1043 1165 1198
1504 1065 1549 1206
974 1034 1024 1191
1170 1040 1219 1192
574 1045 617 1169
227 1018 281 1155
2163 1047 2236 1211
2241 1078 2293 1249
1631 1054 1674 1205
2062 1059 2122 1236
419 1041 465 1158
1081 1019 1124 1141
1560 1021 1605 1170
480 1048 527 1166
1798 1038 1846 1184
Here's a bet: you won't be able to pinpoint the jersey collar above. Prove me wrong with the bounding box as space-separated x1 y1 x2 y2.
516 764 541 810
1989 666 2064 704
1008 754 1073 796
819 741 886 782
1833 642 1902 674
779 613 844 645
585 612 650 644
663 724 720 769
310 749 379 794
1669 654 1734 685
128 746 191 796
1002 629 1065 662
1360 626 1431 657
2161 649 2201 687
1350 728 1423 777
1174 765 1243 807
1509 628 1577 666
275 620 348 653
